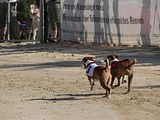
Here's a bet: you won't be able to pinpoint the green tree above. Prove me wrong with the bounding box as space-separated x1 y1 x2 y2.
17 0 36 23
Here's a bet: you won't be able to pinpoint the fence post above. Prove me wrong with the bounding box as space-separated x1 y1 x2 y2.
7 0 10 40
39 0 48 43
44 0 48 43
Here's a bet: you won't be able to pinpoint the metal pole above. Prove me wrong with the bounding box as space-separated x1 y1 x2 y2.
44 0 48 43
39 0 44 43
7 0 10 40
39 0 48 43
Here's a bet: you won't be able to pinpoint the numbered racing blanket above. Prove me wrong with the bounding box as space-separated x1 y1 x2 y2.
86 63 99 77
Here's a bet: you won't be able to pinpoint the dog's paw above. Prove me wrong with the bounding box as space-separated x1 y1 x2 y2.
111 86 114 89
124 91 130 94
90 85 94 90
114 84 120 88
122 80 127 84
108 94 111 99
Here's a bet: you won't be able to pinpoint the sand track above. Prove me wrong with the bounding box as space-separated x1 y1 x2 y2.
0 42 160 120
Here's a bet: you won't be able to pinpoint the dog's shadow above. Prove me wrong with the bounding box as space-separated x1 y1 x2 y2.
133 85 160 89
27 97 82 102
56 93 105 97
27 93 105 103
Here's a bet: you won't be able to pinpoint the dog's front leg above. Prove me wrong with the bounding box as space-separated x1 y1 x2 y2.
88 77 94 90
114 76 121 88
121 75 127 84
105 86 111 99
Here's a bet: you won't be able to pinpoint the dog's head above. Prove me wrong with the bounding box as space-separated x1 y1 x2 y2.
82 56 95 68
30 4 36 14
107 54 119 64
30 4 39 16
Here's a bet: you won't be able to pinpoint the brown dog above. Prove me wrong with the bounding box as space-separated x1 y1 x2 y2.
107 54 137 93
82 57 112 98
107 55 127 84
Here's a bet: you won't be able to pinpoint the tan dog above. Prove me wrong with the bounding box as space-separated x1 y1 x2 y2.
30 4 40 42
82 57 112 98
107 54 137 94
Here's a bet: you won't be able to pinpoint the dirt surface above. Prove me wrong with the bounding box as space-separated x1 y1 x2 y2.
0 42 160 120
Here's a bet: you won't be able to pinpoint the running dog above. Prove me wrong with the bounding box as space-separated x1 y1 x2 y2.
82 56 112 98
107 54 137 93
107 54 127 84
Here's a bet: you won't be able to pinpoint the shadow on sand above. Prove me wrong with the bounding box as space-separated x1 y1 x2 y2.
27 93 105 102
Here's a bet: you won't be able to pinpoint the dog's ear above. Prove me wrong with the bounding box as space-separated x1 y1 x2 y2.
107 55 114 60
82 57 87 62
104 59 108 63
111 53 118 58
82 56 92 61
115 55 118 59
82 56 94 62
88 57 94 61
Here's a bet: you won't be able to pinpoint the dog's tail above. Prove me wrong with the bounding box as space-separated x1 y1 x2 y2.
104 59 110 71
128 58 137 68
131 58 137 65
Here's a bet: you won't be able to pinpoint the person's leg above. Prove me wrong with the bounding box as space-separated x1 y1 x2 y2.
48 2 57 41
10 14 20 40
0 2 7 40
0 28 4 39
53 2 60 41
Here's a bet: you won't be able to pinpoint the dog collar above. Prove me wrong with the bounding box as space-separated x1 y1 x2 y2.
85 60 95 68
111 58 119 64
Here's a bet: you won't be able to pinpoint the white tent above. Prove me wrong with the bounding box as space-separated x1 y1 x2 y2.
10 0 17 2
0 0 18 2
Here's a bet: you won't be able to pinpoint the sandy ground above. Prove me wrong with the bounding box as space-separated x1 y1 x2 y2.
0 42 160 120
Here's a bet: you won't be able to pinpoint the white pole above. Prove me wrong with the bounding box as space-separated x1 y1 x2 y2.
7 0 10 40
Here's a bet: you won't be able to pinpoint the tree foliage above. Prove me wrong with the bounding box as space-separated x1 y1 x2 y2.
17 0 36 23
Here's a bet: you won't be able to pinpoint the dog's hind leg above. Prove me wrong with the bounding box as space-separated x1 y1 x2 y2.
110 76 115 89
102 82 111 98
125 74 133 94
106 87 111 99
99 77 111 98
